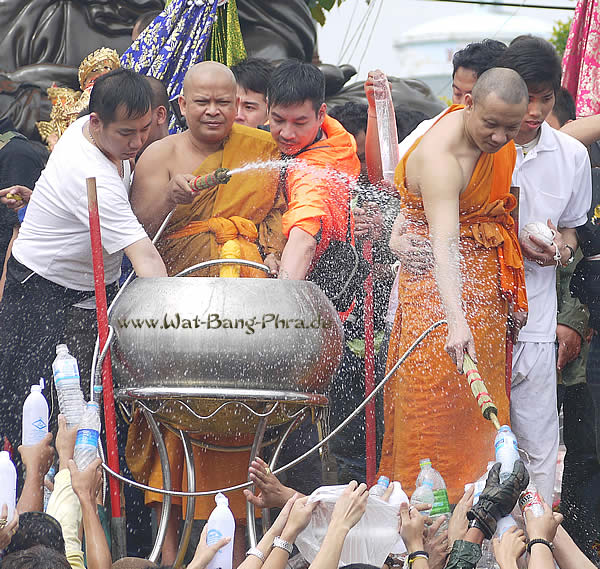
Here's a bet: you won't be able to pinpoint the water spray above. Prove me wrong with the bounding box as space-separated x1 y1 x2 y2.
191 168 232 192
463 354 501 430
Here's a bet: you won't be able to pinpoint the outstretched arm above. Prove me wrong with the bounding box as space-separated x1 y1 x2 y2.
416 152 476 370
130 142 197 237
560 115 600 146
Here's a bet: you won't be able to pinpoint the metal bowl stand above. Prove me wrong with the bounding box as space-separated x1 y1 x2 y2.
115 387 329 567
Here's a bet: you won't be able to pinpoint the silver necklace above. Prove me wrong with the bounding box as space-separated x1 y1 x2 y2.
88 125 124 178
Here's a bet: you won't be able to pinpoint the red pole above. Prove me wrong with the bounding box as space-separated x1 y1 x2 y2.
363 240 376 486
86 178 121 518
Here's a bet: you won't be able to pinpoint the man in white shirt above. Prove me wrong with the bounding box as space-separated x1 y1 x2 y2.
0 68 166 454
496 36 592 504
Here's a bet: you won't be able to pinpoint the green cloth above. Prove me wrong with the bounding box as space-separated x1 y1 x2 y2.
445 540 482 569
557 250 590 386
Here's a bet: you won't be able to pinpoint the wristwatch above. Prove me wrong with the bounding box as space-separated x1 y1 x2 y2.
562 244 575 265
246 547 266 562
273 536 293 555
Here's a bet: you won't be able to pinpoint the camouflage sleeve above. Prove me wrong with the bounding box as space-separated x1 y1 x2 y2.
445 540 482 569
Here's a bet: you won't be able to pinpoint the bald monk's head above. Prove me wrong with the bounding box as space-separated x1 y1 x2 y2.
463 67 528 154
179 61 239 144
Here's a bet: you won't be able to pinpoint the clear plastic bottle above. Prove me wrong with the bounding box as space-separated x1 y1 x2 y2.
414 459 451 528
73 401 100 471
369 475 390 497
371 70 400 183
477 539 495 569
43 465 56 511
52 344 85 428
472 461 496 506
410 479 435 517
494 425 519 482
22 384 49 445
0 451 17 522
495 514 517 538
388 481 409 555
518 483 544 518
206 492 235 569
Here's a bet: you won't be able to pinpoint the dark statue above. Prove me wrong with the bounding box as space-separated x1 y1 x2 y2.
0 0 443 140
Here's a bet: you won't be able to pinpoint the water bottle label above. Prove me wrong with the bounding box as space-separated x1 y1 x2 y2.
75 428 99 449
54 361 80 383
430 489 450 516
32 418 47 432
206 528 223 546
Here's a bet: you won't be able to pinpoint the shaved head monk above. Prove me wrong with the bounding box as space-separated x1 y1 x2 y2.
379 68 530 502
128 61 287 564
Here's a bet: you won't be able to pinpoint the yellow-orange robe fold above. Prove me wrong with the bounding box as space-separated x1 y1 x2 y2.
378 106 527 503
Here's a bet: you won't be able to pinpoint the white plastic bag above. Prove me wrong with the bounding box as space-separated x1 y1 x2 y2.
295 485 400 567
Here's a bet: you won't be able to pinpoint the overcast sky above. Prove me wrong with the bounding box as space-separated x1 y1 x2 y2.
317 0 576 81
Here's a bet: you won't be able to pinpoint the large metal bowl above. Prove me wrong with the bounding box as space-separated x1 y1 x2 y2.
110 277 343 432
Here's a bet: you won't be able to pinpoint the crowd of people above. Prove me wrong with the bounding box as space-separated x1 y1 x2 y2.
0 8 598 569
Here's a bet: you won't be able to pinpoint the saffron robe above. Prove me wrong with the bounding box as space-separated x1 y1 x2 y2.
126 124 287 520
378 106 527 503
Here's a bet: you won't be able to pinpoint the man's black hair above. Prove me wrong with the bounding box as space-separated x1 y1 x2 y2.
551 87 576 127
496 35 562 94
5 511 66 556
395 106 428 142
89 68 152 125
328 102 368 136
2 545 70 569
267 60 325 115
144 76 170 111
452 39 507 78
133 11 161 35
231 58 274 97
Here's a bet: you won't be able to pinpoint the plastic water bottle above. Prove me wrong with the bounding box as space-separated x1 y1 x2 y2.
477 539 496 569
495 514 517 538
53 344 86 429
0 451 17 522
410 479 435 517
205 492 235 569
414 459 451 528
388 482 409 555
22 383 49 445
369 475 390 497
43 465 56 511
471 462 496 506
73 401 100 471
519 483 544 518
372 71 400 183
494 426 519 482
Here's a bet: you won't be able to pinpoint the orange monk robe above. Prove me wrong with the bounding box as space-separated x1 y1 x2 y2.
158 122 287 277
282 115 361 268
126 123 287 520
378 106 527 503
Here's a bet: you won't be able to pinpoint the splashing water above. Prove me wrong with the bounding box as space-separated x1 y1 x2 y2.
227 159 290 176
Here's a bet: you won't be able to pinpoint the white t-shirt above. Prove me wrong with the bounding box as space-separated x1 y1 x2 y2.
513 122 591 342
13 116 147 291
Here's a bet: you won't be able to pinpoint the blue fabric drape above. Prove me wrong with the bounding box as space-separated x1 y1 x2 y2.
121 0 219 132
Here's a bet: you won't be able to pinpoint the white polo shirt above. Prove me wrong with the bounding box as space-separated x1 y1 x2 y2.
13 116 148 291
513 122 591 343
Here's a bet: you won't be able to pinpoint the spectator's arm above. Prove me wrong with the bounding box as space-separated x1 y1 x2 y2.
553 525 597 569
47 415 84 569
308 482 368 569
560 115 600 146
243 457 298 510
17 433 54 513
68 458 111 569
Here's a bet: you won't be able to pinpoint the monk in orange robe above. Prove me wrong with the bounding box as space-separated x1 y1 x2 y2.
128 61 286 564
378 68 529 503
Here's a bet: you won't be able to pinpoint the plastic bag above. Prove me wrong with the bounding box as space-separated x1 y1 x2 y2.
295 485 400 567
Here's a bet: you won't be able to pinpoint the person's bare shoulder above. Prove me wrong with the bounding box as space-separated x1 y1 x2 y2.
136 133 182 173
